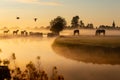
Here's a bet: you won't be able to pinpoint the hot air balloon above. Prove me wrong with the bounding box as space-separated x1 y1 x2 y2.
16 17 20 20
34 18 37 22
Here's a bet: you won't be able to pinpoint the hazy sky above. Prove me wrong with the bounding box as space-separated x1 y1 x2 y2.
0 0 120 28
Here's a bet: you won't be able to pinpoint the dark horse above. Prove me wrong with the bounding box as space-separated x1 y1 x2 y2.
21 30 26 35
3 30 9 34
74 29 80 35
95 29 105 36
13 30 19 35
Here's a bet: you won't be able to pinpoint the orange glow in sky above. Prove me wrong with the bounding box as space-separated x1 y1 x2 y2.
0 0 120 28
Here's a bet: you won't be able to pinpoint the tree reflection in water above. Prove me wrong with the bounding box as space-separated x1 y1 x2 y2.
52 43 120 65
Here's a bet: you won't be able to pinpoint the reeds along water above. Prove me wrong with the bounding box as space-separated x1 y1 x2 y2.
52 43 120 65
0 53 64 80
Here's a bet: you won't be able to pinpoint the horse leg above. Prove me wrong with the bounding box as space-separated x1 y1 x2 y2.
78 32 79 35
99 32 100 36
95 32 98 36
103 32 105 36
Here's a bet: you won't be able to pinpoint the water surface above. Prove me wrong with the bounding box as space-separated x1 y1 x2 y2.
0 30 120 80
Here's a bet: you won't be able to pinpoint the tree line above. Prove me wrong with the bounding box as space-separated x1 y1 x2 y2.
49 15 120 35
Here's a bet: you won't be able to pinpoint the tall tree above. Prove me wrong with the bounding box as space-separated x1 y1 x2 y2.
71 16 80 28
112 21 115 28
50 16 67 35
80 20 85 28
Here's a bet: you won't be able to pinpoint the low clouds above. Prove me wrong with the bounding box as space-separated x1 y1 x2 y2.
14 0 62 6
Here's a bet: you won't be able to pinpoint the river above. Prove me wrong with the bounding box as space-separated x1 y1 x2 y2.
0 29 120 80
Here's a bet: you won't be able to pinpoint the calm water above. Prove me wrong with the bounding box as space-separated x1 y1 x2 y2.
0 30 120 80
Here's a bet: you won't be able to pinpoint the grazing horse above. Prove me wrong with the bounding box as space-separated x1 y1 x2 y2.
47 33 58 37
21 30 25 35
13 30 19 35
29 32 43 37
74 29 80 35
25 31 28 36
95 29 105 36
3 30 9 34
21 30 26 35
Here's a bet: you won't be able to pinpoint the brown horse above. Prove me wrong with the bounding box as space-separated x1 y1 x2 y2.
95 29 105 36
21 30 26 35
13 30 19 35
3 30 9 34
74 29 80 35
24 31 28 36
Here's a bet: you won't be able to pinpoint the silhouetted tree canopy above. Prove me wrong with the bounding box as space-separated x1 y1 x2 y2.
79 20 85 28
86 23 94 29
50 16 67 35
99 21 118 29
71 16 79 28
112 21 115 28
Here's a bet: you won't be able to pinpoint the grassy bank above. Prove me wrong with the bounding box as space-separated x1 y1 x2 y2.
54 36 120 48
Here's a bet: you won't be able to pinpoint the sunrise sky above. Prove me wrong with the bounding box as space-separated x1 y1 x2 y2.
0 0 120 28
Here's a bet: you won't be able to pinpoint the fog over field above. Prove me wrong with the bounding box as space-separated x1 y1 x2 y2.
0 29 120 80
61 29 120 36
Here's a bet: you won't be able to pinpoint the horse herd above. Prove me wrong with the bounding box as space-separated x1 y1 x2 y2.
3 30 28 36
3 29 58 37
3 29 106 37
74 29 106 36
